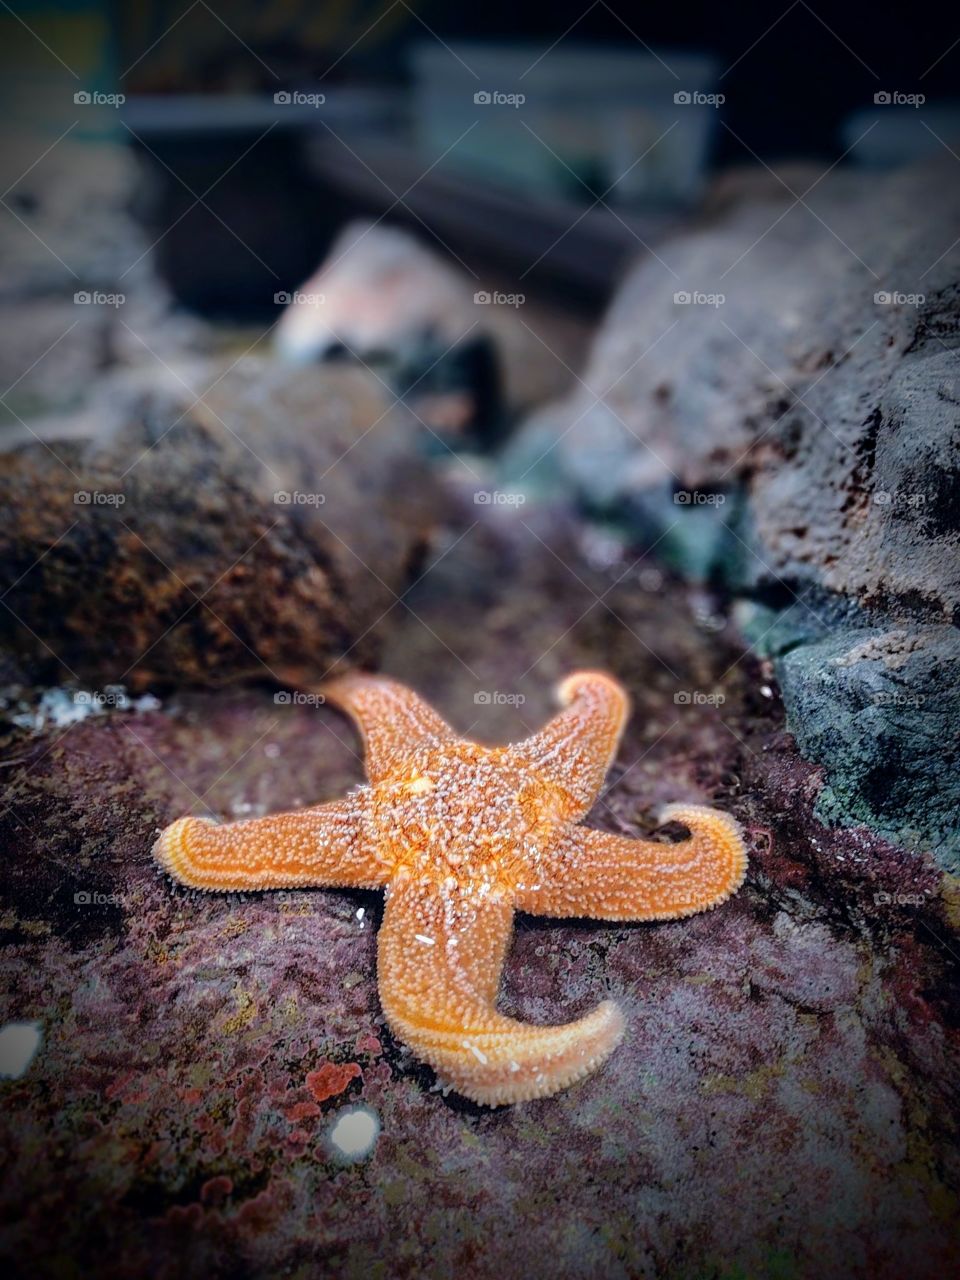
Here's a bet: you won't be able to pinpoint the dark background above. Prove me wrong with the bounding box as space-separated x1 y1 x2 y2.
104 0 957 160
2 1 957 313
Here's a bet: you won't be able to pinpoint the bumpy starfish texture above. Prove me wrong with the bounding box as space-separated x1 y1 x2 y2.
154 671 747 1106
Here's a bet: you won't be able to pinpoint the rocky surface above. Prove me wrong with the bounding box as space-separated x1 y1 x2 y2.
1 506 958 1279
0 140 213 428
504 160 960 867
275 219 589 447
0 359 439 690
743 614 959 864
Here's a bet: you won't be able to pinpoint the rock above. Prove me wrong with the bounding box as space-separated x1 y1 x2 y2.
274 219 588 445
0 359 438 689
773 625 960 869
0 298 115 424
504 159 960 864
0 140 151 299
0 139 213 427
1 510 958 1279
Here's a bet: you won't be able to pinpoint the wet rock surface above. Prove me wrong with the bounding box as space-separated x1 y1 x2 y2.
760 621 960 866
505 160 960 865
1 508 958 1280
0 359 439 690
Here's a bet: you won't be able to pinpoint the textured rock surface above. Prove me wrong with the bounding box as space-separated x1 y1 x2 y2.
771 624 959 861
0 359 438 690
1 508 958 1279
504 160 960 864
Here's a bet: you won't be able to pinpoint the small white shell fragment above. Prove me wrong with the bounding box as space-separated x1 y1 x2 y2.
327 1105 380 1161
0 1021 42 1079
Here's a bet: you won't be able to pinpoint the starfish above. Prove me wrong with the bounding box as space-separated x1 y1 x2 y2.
154 671 747 1105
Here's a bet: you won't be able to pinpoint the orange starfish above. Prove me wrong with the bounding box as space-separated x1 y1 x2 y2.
154 671 747 1105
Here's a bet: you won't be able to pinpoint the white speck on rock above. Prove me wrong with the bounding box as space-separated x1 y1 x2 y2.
328 1105 380 1161
414 934 435 946
0 1021 42 1079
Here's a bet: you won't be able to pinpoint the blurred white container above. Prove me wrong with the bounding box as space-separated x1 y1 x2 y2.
411 42 719 205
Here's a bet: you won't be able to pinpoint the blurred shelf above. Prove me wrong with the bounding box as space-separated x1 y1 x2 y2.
119 94 689 313
121 90 403 137
304 134 682 303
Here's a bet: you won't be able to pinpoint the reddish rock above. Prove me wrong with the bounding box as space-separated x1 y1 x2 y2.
306 1062 363 1104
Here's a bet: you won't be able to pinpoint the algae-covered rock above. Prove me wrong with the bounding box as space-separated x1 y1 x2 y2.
775 625 960 869
0 359 438 689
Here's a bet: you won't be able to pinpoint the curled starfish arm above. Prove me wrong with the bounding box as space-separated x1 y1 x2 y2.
322 672 457 782
378 879 624 1106
507 671 630 818
517 804 748 921
153 793 386 892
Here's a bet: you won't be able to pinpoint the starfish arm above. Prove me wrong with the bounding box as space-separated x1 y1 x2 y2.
517 804 748 921
507 671 630 819
378 879 624 1106
322 672 457 783
152 792 387 892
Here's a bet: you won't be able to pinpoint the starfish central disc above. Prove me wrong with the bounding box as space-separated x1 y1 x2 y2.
373 743 563 887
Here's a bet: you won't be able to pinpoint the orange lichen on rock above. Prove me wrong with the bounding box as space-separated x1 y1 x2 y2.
284 1100 321 1123
155 671 747 1106
306 1062 363 1103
